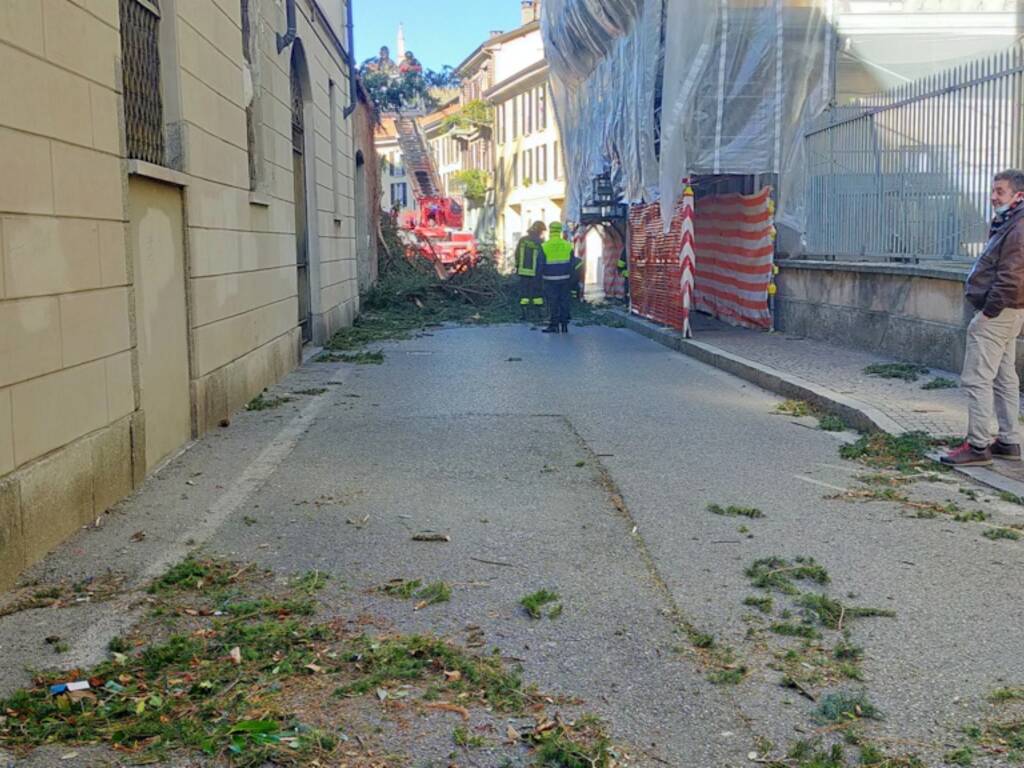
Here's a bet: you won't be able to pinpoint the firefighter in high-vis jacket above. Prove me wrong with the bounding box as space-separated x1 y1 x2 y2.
616 246 630 300
514 221 546 321
541 222 580 333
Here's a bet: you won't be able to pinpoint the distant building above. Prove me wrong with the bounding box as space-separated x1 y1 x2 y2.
485 1 566 269
425 104 466 198
836 0 1022 100
374 101 463 220
369 0 563 264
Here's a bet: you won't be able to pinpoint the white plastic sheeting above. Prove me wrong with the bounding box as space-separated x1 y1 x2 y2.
545 0 661 227
543 0 833 235
543 0 646 85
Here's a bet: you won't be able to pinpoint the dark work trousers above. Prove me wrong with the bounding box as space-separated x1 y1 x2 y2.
544 279 572 326
518 274 544 306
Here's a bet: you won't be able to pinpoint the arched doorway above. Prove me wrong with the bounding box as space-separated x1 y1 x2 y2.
290 44 313 343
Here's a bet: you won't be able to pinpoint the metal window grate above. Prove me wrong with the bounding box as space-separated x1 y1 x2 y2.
120 0 164 165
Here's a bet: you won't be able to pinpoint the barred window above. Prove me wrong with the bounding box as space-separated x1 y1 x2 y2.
120 0 164 165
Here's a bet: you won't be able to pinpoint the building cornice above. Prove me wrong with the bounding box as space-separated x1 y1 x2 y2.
484 59 548 101
455 21 541 75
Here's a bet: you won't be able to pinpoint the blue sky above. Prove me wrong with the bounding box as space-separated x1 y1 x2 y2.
352 1 524 72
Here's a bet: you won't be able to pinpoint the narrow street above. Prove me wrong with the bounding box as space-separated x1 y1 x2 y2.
3 323 1023 766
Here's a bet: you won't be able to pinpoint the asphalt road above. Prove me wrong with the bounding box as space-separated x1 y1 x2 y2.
2 322 1023 767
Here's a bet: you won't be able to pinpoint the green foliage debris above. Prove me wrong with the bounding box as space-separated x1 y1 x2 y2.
815 690 881 723
147 557 236 594
708 503 764 519
293 387 328 396
776 400 813 417
840 431 949 472
294 570 329 594
819 414 848 432
453 725 487 747
952 509 988 523
863 363 929 382
771 622 821 640
317 350 385 364
743 595 774 613
746 556 830 595
944 746 974 766
414 581 452 607
245 392 293 411
921 377 958 390
520 589 561 619
797 593 895 629
708 667 748 685
380 578 422 598
989 687 1024 702
333 634 528 712
982 527 1021 541
379 578 450 606
530 718 616 767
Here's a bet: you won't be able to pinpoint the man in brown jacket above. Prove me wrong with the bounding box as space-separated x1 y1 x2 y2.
943 169 1024 466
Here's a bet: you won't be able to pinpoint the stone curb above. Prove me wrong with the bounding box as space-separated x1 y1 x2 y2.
613 309 1024 499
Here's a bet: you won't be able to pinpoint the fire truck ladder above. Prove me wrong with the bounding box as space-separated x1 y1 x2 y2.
395 115 443 199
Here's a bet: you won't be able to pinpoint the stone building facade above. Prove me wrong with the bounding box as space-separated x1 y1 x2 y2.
0 0 372 588
488 16 565 268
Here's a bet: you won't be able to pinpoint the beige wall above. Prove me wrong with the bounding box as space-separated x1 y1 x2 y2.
0 0 362 588
175 0 358 431
0 0 134 588
130 177 192 472
776 261 979 375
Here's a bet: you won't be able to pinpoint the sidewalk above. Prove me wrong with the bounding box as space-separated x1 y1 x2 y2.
691 314 966 436
619 309 1024 493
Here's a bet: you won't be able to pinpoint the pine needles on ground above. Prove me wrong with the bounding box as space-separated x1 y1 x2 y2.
863 363 929 382
840 432 951 472
325 215 626 353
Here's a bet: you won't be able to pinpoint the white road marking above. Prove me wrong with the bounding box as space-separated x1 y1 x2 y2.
794 475 851 493
66 366 348 667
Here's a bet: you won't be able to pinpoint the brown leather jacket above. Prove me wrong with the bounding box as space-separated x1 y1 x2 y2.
965 206 1024 317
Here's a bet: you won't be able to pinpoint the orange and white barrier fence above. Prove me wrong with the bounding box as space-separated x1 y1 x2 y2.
627 196 690 332
693 188 775 330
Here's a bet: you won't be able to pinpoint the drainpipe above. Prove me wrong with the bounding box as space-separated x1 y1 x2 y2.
343 0 358 118
276 0 297 53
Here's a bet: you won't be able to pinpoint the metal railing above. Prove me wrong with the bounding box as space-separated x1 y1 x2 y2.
805 43 1023 261
120 0 164 166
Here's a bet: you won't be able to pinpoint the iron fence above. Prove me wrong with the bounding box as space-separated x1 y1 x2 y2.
805 44 1023 261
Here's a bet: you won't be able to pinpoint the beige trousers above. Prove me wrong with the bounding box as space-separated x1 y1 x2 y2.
961 308 1024 448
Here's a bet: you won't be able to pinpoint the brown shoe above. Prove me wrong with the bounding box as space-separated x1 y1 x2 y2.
991 440 1022 461
940 442 993 466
